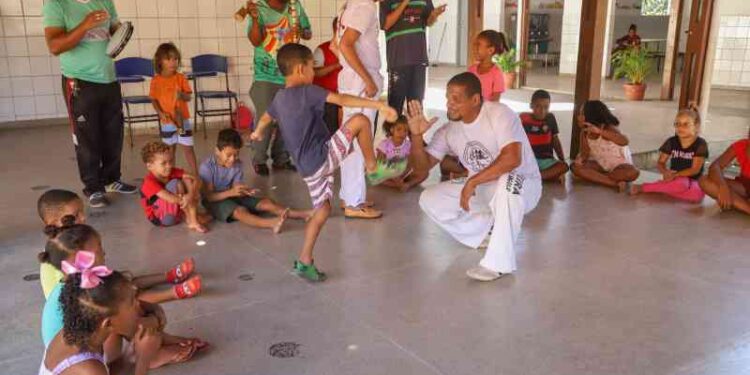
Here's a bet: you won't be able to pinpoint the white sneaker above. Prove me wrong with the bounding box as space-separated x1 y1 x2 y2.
466 266 503 281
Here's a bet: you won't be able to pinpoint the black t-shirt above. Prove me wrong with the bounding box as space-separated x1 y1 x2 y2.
520 112 559 159
658 136 708 179
380 0 434 68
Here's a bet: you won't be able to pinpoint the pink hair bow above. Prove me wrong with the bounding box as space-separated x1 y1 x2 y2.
61 251 112 289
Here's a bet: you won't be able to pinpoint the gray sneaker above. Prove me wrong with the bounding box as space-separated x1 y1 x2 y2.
88 192 109 208
466 266 503 281
105 180 137 194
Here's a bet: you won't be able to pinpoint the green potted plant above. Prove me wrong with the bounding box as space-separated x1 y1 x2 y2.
612 47 653 101
493 49 525 89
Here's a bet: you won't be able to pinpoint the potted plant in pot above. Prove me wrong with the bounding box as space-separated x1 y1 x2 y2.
612 47 652 101
493 49 525 89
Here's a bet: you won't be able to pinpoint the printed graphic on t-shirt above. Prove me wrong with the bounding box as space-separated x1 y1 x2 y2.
463 141 493 172
505 174 525 195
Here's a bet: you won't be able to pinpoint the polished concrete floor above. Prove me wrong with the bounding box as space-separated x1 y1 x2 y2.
1 114 750 375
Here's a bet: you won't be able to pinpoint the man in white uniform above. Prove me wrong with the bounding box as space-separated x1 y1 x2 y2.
337 0 384 219
407 73 542 281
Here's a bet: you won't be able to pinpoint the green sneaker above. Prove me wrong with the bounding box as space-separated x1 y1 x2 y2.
367 159 407 186
293 260 327 282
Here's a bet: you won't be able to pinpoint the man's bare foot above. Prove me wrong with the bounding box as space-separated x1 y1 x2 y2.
273 209 289 234
148 343 197 369
629 183 641 196
618 181 628 193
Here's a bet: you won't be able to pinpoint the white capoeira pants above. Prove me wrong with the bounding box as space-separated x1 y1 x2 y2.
338 68 383 207
420 173 542 274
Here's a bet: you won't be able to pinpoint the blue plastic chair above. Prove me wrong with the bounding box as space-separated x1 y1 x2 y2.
115 57 160 147
189 54 238 138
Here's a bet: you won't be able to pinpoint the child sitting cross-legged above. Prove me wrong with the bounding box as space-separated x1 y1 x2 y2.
248 43 402 281
139 142 211 233
699 127 750 215
200 128 312 233
37 189 201 303
376 116 423 192
520 89 569 183
630 107 708 202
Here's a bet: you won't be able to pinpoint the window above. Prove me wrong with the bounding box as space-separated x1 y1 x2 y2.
641 0 671 16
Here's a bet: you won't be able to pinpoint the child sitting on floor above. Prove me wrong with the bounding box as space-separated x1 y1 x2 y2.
630 108 707 202
200 129 312 233
139 142 210 233
520 89 568 182
377 116 421 191
571 100 640 192
41 258 206 375
40 225 207 370
37 189 200 302
249 43 401 281
699 127 750 215
150 42 198 176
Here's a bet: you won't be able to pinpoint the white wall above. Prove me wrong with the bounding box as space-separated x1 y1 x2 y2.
0 0 343 124
428 0 460 64
559 0 581 74
709 0 750 88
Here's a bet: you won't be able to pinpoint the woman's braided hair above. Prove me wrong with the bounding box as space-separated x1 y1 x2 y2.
38 220 99 269
60 271 129 349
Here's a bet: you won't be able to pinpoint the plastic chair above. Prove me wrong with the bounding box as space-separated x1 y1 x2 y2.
115 57 160 147
188 54 238 139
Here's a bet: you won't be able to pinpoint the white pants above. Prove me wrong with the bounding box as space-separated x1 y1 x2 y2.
419 173 542 273
337 68 383 207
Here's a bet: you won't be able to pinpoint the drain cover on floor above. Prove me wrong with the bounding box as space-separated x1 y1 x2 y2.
269 342 300 358
238 273 254 281
30 185 50 191
23 273 40 281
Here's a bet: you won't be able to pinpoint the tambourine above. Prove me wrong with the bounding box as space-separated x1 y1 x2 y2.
106 21 133 58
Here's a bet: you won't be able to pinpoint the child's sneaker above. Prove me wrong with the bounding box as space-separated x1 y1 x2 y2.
293 260 327 282
367 160 407 186
174 275 202 299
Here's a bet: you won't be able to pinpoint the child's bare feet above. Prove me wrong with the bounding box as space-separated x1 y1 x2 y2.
629 183 641 196
187 222 208 233
288 208 315 222
174 275 202 299
273 209 289 234
148 343 197 369
558 174 566 185
618 181 628 193
198 212 213 224
166 258 195 284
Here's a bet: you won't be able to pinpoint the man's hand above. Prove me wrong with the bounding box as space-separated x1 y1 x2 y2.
246 1 260 19
364 79 378 98
718 184 733 210
460 180 476 212
82 10 109 31
378 103 398 123
406 100 438 136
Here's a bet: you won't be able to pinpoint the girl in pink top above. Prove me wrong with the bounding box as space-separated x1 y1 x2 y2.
468 30 507 102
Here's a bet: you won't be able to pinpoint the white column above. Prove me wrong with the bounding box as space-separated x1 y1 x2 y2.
559 0 583 75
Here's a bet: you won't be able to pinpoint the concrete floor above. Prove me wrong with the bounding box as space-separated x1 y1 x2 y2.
2 109 750 375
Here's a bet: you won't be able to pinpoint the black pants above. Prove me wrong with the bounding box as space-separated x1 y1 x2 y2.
62 77 124 197
323 102 341 135
387 64 427 114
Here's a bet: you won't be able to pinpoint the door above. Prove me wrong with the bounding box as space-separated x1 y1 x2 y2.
678 0 715 108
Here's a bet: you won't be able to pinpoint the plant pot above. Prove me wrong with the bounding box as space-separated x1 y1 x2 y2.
503 72 517 89
623 83 646 101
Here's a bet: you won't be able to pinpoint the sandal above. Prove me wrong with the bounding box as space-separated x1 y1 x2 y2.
293 260 327 282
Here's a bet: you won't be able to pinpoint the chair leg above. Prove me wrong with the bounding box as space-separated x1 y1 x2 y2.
200 97 208 139
229 98 235 128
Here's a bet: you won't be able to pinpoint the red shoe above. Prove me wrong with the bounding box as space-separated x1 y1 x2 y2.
165 258 195 284
174 275 202 299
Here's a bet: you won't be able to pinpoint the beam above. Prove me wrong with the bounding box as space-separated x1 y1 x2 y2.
660 0 684 100
570 0 609 158
467 0 484 66
517 0 530 88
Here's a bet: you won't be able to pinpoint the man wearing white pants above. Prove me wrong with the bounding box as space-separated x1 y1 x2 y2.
337 0 384 219
407 73 542 281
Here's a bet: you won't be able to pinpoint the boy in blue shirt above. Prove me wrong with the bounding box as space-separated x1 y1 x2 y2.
249 43 402 281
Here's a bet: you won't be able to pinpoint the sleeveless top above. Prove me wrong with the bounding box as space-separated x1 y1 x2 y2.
39 351 106 375
587 135 633 172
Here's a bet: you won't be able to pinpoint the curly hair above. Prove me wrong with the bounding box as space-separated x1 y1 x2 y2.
60 271 130 349
37 189 81 224
217 128 243 150
153 42 181 75
141 141 172 164
39 222 99 269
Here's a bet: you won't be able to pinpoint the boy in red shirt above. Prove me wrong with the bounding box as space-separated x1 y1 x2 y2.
520 90 569 182
313 17 342 134
140 142 210 232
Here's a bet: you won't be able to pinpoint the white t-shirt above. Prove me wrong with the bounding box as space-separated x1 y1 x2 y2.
337 0 381 73
427 102 541 180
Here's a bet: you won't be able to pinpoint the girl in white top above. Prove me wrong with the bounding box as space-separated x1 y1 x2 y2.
572 100 640 192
